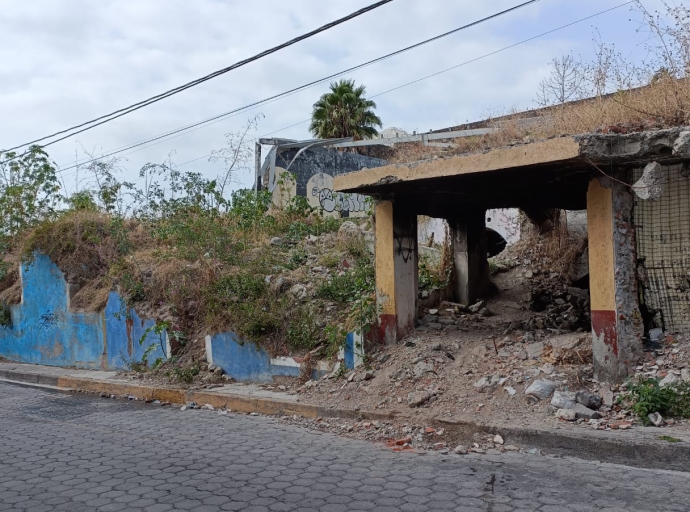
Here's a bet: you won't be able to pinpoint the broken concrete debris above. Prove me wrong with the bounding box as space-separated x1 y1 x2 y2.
525 380 559 400
575 391 603 410
649 412 664 427
408 391 435 408
551 390 577 409
555 408 577 421
633 161 665 200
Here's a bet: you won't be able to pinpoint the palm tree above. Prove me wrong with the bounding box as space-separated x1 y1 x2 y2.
309 80 382 140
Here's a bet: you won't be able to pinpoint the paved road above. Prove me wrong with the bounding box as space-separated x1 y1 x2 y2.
1 382 689 512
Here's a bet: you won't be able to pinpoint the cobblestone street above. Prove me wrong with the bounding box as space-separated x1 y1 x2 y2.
1 382 689 511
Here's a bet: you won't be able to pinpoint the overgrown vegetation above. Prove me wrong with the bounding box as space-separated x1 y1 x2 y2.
0 117 376 380
623 378 690 425
389 2 690 163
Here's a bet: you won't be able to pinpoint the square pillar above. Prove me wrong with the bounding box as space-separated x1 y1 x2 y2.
374 200 418 344
450 210 491 305
587 177 643 383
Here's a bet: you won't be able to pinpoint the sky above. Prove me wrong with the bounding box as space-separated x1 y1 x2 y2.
0 0 673 194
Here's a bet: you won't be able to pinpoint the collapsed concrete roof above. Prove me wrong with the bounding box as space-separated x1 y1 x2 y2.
333 127 690 216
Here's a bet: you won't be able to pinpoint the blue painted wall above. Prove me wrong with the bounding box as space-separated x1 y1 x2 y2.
104 292 167 369
208 332 304 383
0 254 105 369
0 254 166 371
0 253 357 381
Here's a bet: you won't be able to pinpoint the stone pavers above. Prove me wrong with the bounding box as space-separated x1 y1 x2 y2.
1 381 689 511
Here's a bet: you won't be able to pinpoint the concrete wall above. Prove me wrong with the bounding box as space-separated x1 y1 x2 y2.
587 178 643 383
0 253 363 382
0 254 167 370
268 147 387 218
633 163 690 334
204 332 363 383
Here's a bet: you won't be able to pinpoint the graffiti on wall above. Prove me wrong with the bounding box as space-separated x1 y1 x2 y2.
307 173 368 218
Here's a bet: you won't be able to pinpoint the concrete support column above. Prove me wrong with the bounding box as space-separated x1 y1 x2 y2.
374 200 418 344
450 211 491 305
587 177 643 383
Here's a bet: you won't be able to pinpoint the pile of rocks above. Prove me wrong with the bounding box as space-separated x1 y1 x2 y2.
526 284 590 332
417 301 493 332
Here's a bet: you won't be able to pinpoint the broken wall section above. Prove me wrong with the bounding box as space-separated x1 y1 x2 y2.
634 163 690 335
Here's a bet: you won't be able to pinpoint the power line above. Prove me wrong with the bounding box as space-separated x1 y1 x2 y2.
253 2 636 139
55 0 542 174
59 1 632 178
1 0 396 156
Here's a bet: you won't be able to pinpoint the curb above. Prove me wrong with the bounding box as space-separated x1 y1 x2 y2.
0 367 394 422
437 418 690 473
4 366 689 472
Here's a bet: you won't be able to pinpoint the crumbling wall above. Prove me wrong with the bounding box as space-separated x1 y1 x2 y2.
272 147 387 218
633 163 690 334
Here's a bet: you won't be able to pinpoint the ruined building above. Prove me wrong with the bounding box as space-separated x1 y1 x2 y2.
334 128 690 384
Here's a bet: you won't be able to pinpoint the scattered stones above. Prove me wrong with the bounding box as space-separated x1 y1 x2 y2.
430 342 443 351
601 384 615 407
575 391 602 410
453 445 468 454
551 390 577 409
571 403 600 420
682 369 690 383
474 375 502 392
413 361 435 378
338 221 361 238
408 391 435 408
555 408 577 421
649 412 664 427
540 363 555 375
524 379 559 400
660 373 680 388
289 284 308 300
269 237 283 246
649 327 664 342
355 371 375 382
526 342 545 360
469 301 485 314
493 435 504 445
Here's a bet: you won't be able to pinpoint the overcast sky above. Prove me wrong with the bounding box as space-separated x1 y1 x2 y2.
0 0 671 193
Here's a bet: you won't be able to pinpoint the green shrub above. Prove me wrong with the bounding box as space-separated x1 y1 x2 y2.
286 309 322 351
624 378 690 424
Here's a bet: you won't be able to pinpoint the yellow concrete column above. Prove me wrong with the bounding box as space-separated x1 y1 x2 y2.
587 177 641 382
374 201 397 343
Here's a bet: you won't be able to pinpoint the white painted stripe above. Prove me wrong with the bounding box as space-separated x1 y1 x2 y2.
204 335 214 364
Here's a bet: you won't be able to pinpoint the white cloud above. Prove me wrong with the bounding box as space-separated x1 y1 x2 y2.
0 0 671 190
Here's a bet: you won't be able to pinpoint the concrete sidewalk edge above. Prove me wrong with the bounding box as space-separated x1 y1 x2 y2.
3 364 688 472
438 418 690 473
0 365 393 421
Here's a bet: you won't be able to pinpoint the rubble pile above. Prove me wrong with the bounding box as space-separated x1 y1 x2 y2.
285 324 690 434
526 282 591 332
416 300 494 333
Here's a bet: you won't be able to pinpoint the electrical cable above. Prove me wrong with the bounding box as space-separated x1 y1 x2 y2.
54 0 542 174
1 0 396 155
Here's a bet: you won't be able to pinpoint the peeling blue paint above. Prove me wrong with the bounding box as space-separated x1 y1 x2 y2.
104 292 167 370
0 254 166 370
0 254 104 369
0 253 360 382
207 332 298 383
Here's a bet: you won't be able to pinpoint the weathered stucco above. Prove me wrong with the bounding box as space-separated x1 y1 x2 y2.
334 137 581 192
587 177 642 383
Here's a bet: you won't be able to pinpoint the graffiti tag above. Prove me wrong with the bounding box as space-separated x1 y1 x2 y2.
311 187 368 216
